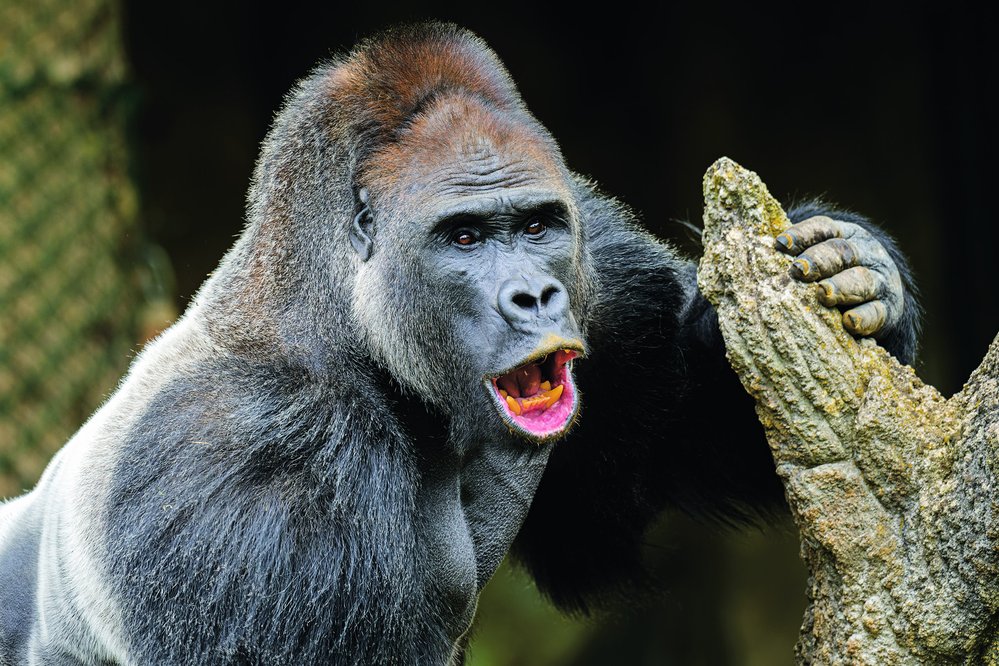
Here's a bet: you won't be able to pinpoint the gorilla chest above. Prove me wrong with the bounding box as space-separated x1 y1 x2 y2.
414 440 551 634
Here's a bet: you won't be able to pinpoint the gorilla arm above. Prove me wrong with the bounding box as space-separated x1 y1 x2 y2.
512 180 922 612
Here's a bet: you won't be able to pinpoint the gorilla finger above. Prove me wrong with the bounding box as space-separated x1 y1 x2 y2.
842 301 888 337
842 232 896 275
775 216 841 254
816 266 882 307
789 238 859 282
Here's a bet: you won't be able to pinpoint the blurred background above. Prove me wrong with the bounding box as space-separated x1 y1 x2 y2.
1 1 996 664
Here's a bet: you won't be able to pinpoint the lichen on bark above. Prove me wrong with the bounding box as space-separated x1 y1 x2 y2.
697 157 999 664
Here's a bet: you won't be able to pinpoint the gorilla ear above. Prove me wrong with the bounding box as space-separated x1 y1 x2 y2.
350 188 374 262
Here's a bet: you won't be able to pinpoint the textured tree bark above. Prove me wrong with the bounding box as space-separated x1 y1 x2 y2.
697 158 999 665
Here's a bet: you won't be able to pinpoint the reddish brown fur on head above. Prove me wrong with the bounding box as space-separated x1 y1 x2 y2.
322 23 557 185
363 93 566 203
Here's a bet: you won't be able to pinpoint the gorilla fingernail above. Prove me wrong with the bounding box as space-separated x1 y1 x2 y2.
817 281 837 306
791 257 811 279
775 233 793 252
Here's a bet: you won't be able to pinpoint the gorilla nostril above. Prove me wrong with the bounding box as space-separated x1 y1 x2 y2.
512 292 537 311
540 285 559 307
498 277 569 327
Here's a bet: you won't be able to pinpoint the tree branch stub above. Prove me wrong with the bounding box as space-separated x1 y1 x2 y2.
697 157 999 664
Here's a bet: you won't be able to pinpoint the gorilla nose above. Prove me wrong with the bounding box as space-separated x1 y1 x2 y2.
497 277 570 327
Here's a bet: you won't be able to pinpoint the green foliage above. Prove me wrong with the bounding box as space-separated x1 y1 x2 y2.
0 0 145 496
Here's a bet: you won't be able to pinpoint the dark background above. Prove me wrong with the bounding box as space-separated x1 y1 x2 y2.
118 3 999 663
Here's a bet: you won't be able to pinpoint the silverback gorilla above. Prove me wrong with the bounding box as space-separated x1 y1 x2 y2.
0 23 918 665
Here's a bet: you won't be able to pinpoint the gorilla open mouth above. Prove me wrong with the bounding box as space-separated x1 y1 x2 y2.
487 348 581 440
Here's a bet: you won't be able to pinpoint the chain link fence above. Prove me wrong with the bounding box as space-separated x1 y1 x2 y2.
0 0 167 497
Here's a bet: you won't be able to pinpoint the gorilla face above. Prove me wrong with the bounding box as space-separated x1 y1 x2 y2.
353 94 589 442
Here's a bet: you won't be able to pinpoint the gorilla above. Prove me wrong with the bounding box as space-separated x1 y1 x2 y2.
0 23 918 665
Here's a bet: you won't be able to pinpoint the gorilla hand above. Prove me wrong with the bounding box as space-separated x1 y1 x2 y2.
775 214 905 338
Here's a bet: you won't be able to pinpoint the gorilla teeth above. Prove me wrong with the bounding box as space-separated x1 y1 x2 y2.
543 385 564 409
494 348 578 419
499 383 564 416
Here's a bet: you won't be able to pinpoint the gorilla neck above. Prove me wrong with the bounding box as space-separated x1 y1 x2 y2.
385 374 552 626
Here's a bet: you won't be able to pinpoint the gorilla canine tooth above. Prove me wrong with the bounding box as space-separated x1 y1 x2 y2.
502 383 564 418
554 348 578 365
545 385 564 409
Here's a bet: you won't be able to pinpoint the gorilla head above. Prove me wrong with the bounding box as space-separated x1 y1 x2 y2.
353 94 590 440
237 26 594 442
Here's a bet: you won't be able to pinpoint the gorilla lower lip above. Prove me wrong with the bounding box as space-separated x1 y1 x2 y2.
489 349 579 438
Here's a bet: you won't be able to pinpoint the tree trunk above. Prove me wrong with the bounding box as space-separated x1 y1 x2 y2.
697 158 999 665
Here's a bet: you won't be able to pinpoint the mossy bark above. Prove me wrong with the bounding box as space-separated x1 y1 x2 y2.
697 158 999 664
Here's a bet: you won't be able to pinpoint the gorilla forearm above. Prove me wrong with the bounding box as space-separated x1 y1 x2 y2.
513 188 921 611
572 187 788 521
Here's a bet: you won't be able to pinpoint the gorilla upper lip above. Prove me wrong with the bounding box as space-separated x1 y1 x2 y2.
486 345 583 440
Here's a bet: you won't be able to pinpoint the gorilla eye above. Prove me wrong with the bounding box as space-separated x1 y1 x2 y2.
524 218 548 236
452 230 479 247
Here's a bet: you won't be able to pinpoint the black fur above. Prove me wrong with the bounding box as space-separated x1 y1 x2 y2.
98 22 578 664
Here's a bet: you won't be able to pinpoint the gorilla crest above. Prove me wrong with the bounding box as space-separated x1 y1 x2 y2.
0 22 920 666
